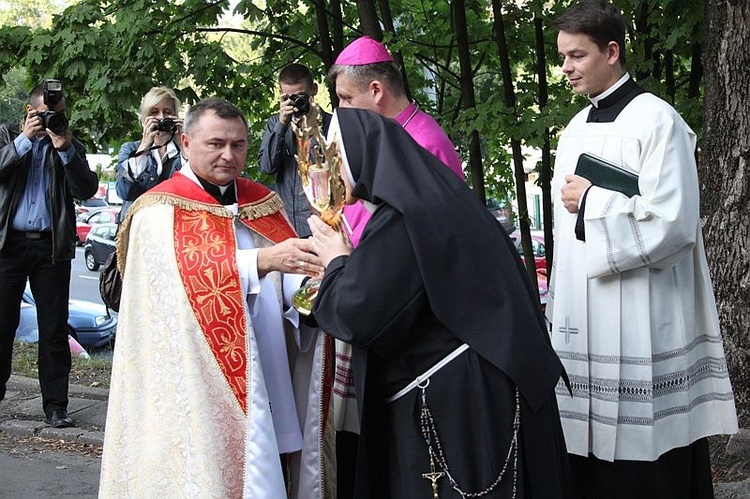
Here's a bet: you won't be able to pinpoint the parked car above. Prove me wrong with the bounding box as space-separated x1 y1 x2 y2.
486 197 515 233
509 230 547 272
75 197 109 220
17 282 116 349
76 208 120 245
84 223 117 271
536 269 549 306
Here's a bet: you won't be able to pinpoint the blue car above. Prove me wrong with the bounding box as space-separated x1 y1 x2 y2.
84 223 117 271
17 283 117 349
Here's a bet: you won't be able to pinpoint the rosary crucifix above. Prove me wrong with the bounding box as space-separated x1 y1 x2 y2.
422 455 445 499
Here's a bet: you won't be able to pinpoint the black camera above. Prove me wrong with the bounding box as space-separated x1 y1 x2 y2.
288 93 310 117
156 117 177 133
40 79 68 135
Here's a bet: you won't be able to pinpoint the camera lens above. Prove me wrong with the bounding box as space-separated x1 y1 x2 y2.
291 94 310 117
156 118 176 132
45 112 68 135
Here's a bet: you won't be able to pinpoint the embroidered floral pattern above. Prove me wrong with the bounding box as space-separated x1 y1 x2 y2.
174 208 249 413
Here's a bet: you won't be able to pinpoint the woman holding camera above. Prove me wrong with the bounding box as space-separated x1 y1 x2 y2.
115 86 184 222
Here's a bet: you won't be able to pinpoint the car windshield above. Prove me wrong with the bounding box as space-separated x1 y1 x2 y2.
82 198 108 207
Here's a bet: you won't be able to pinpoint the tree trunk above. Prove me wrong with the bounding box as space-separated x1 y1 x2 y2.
490 0 538 290
701 0 750 424
665 49 675 104
330 0 344 54
314 0 334 71
534 14 553 276
377 0 413 101
633 3 651 82
356 0 382 40
453 0 485 203
688 41 703 100
633 3 661 82
326 0 345 107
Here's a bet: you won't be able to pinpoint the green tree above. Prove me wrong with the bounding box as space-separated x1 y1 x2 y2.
0 0 74 128
0 0 706 216
0 67 27 128
0 0 706 304
0 0 70 28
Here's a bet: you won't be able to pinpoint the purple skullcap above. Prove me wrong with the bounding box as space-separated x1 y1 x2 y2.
334 36 394 66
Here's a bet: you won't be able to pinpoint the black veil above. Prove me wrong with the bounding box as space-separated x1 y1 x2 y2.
330 108 563 410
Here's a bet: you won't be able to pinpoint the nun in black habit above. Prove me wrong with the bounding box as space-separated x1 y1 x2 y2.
308 108 571 499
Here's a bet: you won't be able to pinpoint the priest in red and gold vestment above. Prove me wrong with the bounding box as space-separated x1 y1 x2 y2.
99 98 334 498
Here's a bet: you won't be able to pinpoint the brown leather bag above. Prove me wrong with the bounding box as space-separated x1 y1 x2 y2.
99 250 122 312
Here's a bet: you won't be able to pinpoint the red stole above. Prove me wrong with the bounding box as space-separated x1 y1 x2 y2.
147 173 296 413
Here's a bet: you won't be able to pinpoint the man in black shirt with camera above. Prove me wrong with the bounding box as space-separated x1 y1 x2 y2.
0 80 98 428
259 63 331 237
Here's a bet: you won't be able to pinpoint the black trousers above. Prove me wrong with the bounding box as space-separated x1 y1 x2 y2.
569 438 714 499
336 431 358 499
0 233 71 417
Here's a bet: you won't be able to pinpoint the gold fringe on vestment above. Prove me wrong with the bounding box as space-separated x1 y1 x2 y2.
116 190 286 276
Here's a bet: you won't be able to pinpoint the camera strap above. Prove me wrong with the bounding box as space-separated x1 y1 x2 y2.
129 130 177 158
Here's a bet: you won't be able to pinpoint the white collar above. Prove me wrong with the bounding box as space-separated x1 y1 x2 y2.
181 161 202 187
589 73 630 108
181 162 237 210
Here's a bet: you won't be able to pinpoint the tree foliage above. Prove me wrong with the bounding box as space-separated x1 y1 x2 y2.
0 0 703 193
0 67 28 128
0 0 68 28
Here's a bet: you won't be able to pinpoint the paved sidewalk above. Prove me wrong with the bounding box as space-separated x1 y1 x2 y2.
0 375 107 446
1 374 750 497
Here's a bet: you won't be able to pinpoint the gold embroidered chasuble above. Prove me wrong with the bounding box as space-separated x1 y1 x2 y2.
99 173 333 498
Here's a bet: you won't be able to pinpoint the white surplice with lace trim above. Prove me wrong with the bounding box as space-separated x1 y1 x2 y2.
547 92 738 462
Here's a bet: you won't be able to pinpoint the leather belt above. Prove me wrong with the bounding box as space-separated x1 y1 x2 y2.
9 229 51 239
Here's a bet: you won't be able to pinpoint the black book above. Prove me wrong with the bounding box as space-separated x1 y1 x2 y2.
574 152 640 198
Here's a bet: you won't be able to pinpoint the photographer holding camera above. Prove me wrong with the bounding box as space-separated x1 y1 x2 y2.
116 86 184 221
259 63 331 237
0 80 98 428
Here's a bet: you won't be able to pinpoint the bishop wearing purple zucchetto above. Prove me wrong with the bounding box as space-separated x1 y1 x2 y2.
324 34 466 498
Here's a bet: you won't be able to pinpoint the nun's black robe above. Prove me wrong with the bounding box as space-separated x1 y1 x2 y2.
312 108 571 499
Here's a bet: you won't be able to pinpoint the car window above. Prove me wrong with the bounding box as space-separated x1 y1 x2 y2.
509 234 546 259
510 236 523 254
92 225 117 241
532 240 545 257
82 198 108 207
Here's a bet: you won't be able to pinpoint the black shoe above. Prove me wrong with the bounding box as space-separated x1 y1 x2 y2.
47 409 75 428
0 384 5 402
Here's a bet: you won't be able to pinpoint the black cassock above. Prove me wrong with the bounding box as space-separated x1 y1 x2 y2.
315 210 570 499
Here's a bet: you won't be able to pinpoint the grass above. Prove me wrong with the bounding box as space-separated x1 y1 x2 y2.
11 339 113 389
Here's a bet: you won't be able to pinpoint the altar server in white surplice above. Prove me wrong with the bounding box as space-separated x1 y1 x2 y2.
99 98 334 498
547 1 738 498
